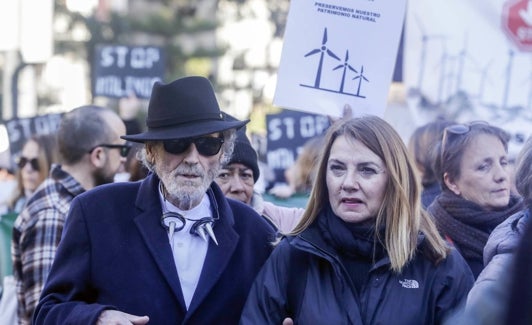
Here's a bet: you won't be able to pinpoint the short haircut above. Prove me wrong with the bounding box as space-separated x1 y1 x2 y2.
57 105 119 165
435 122 510 191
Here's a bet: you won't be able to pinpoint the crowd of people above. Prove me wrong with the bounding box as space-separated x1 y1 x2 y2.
0 75 530 324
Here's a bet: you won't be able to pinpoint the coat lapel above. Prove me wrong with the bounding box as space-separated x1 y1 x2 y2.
132 177 240 318
186 187 239 316
133 174 187 310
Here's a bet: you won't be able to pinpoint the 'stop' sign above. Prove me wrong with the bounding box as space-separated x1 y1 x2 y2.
92 45 166 99
266 109 330 184
502 0 532 51
5 113 64 169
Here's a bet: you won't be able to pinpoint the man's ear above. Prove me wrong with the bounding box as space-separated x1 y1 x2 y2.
443 172 460 195
145 143 156 165
88 146 106 168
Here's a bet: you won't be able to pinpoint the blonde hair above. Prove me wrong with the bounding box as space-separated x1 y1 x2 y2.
289 116 449 272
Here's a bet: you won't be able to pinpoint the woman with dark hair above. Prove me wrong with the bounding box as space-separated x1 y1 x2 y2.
241 115 473 325
427 121 524 279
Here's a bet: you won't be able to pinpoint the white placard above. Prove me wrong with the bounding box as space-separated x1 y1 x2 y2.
273 0 406 118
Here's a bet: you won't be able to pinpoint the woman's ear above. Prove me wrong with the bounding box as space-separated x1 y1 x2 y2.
443 172 460 195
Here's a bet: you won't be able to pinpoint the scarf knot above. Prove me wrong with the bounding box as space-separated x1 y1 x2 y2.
429 190 524 261
318 205 386 261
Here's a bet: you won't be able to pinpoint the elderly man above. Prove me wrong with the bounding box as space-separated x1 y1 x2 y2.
34 76 275 324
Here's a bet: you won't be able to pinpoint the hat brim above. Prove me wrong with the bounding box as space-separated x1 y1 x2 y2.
121 119 248 143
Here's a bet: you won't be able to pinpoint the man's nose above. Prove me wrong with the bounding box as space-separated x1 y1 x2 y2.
182 143 201 163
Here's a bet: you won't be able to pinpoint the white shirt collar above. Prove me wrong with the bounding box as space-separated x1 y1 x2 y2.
158 185 212 217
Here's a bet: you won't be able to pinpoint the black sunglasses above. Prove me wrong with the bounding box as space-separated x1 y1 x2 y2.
89 144 131 158
163 136 224 156
17 157 40 171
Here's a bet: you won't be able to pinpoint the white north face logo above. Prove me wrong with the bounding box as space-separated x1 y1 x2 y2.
399 279 419 289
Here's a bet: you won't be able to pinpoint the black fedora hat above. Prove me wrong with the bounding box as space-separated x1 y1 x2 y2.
122 76 248 142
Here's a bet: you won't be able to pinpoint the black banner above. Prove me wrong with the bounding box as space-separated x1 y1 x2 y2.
4 113 63 168
92 45 165 99
266 109 330 184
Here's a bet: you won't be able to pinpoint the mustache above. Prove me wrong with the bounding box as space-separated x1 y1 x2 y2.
173 165 205 177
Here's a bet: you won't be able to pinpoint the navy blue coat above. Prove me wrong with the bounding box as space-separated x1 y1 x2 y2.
241 221 474 325
34 173 275 324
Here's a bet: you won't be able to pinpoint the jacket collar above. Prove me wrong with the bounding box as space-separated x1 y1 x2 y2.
133 173 239 317
292 217 413 271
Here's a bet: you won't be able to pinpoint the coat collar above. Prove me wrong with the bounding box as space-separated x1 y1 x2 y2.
293 216 431 271
133 173 239 317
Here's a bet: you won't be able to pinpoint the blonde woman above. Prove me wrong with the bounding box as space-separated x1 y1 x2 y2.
241 115 474 325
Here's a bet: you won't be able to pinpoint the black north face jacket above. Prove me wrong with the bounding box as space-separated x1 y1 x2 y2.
241 220 474 325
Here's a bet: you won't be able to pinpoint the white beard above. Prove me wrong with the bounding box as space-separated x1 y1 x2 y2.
157 163 220 210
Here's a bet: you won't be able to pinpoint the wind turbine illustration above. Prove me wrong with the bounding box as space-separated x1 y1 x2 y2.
333 50 358 93
303 28 341 88
352 65 369 98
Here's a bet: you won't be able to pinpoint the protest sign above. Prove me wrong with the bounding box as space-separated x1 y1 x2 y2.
273 0 407 118
4 113 63 168
266 109 330 184
93 45 165 99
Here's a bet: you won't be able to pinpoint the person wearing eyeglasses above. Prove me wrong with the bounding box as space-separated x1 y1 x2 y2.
33 76 275 325
427 121 524 279
3 133 59 215
11 105 127 325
